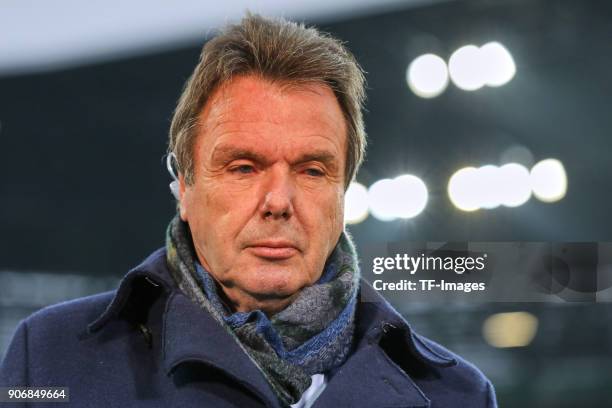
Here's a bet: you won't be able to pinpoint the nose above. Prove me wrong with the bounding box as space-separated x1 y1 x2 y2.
260 166 295 221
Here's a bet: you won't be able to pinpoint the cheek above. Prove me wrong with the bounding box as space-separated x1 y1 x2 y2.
304 189 344 240
336 190 346 220
188 186 257 265
198 185 259 236
326 189 345 225
192 179 240 212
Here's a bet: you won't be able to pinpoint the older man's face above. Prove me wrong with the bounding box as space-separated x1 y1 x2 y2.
178 75 347 314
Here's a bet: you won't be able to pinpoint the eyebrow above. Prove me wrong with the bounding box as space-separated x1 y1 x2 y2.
211 145 340 172
211 145 270 166
294 150 340 172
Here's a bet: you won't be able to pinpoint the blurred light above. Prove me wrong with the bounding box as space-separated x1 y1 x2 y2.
498 163 532 207
448 42 516 92
344 182 369 224
368 179 398 221
448 45 485 91
500 145 534 168
407 54 449 98
393 175 429 218
483 311 538 348
475 165 502 209
480 42 516 87
449 163 533 211
368 175 428 221
448 167 480 212
530 159 567 202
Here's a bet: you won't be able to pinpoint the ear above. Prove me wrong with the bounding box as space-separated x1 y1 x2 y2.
178 173 189 221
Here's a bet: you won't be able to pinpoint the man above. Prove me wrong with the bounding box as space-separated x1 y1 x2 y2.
0 14 497 407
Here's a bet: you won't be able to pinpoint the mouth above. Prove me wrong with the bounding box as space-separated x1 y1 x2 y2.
246 240 300 260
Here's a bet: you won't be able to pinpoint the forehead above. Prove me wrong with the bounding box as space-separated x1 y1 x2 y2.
195 75 347 160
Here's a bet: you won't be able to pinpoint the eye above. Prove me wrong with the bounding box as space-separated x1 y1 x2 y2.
231 164 255 174
305 168 325 177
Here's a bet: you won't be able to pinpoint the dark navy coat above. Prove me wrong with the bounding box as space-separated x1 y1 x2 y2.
0 248 497 407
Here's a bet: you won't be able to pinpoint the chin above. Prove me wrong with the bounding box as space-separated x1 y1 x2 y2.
243 269 305 299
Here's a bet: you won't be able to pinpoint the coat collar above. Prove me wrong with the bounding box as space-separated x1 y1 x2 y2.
310 280 456 407
356 280 458 369
162 291 284 408
89 247 456 408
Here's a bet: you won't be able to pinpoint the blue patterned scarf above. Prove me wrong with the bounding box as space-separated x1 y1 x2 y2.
165 216 360 407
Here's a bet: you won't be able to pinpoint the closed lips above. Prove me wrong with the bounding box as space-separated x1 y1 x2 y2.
247 241 299 259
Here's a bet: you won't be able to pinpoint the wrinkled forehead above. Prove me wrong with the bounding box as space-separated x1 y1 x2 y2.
195 75 348 161
203 76 345 126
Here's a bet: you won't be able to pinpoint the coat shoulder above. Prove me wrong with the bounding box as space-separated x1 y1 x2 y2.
357 282 497 406
410 332 497 407
1 291 119 387
26 290 115 329
415 332 489 382
22 291 116 347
